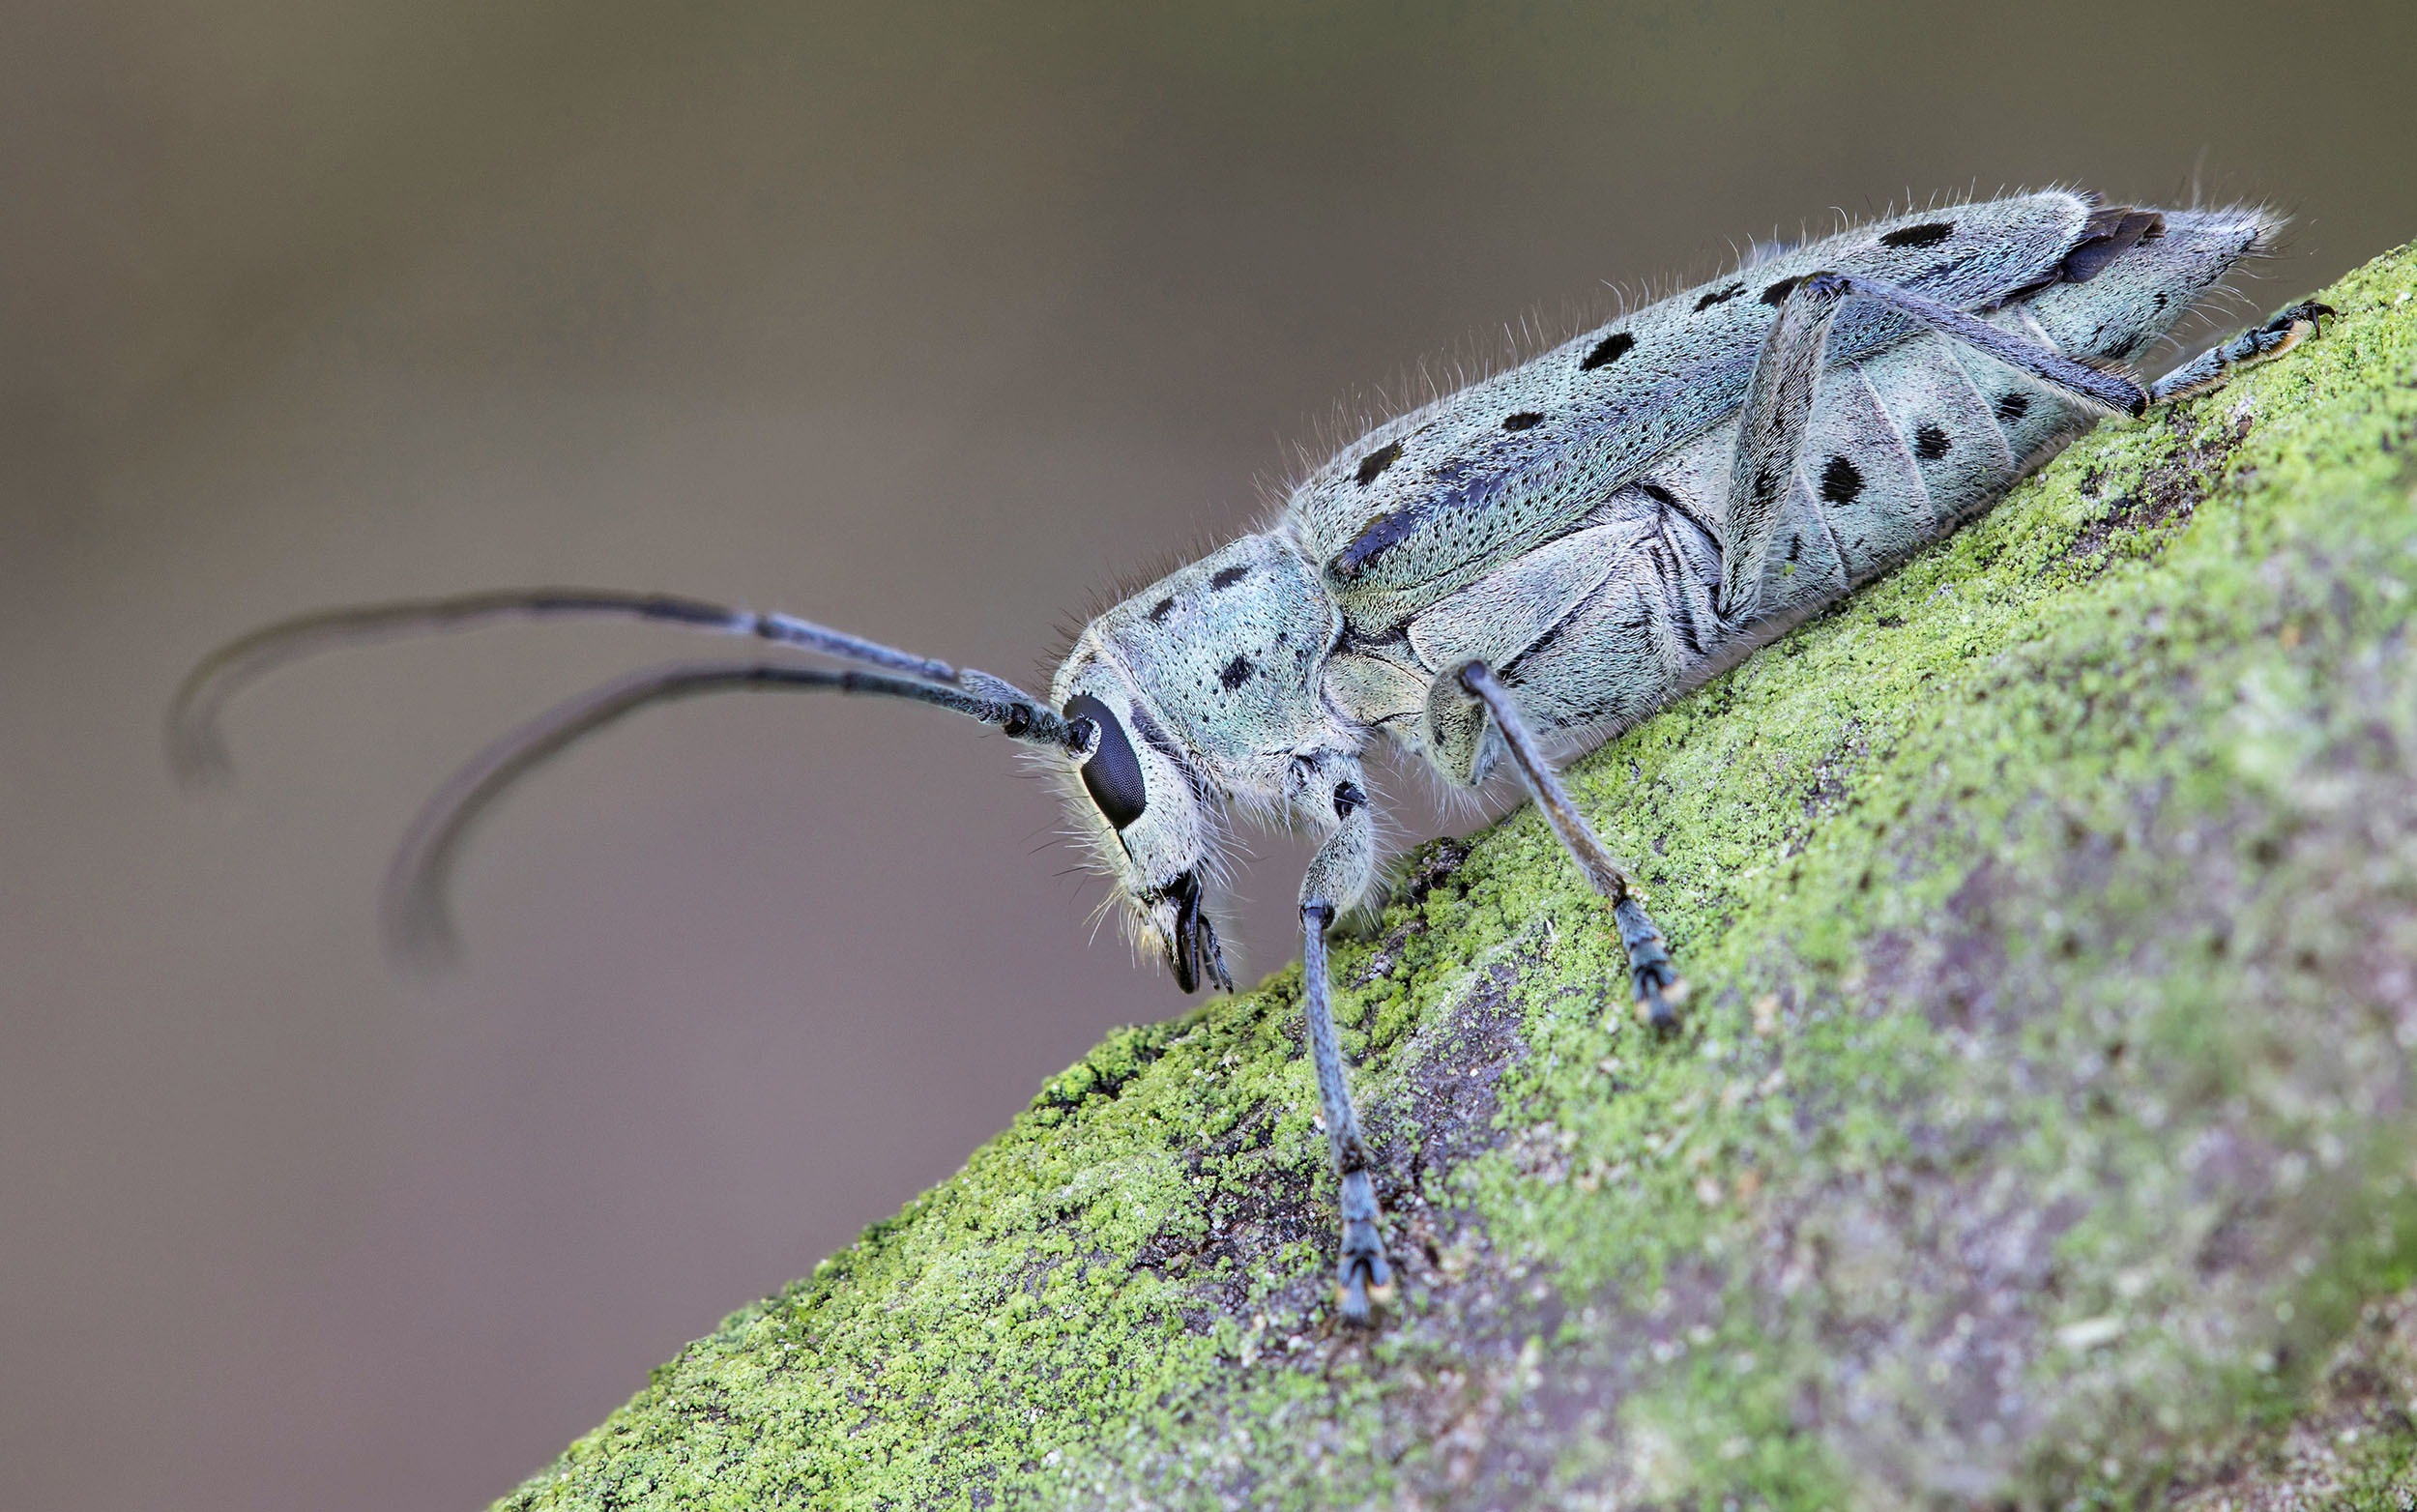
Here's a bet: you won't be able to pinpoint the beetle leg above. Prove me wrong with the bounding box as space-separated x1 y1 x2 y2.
1298 898 1393 1324
1459 661 1685 1032
1719 270 1849 623
1719 270 2152 622
1296 772 1392 1324
2148 301 2337 403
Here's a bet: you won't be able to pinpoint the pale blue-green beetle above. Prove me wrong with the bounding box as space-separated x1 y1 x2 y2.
172 189 2328 1323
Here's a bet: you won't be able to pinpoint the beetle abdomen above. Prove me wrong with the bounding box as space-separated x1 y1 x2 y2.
1797 331 2071 590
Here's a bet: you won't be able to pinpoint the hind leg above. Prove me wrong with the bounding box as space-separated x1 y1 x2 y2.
1717 270 2150 621
2149 302 2337 402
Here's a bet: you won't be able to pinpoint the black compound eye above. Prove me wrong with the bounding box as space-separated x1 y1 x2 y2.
1064 693 1148 830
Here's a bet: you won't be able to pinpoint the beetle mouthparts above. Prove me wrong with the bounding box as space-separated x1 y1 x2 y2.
1165 871 1232 995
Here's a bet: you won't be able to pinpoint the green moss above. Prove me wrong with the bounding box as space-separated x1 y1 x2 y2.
498 247 2417 1511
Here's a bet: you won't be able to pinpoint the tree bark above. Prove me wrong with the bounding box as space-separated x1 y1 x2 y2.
500 243 2417 1511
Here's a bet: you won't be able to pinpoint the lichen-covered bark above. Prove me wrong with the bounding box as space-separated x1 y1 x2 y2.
498 246 2417 1511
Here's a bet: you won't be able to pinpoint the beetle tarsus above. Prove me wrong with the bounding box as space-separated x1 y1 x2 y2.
2149 300 2339 403
1333 1168 1393 1325
1615 897 1685 1033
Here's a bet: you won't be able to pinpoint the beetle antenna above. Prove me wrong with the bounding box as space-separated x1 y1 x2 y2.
167 588 961 785
380 657 1077 968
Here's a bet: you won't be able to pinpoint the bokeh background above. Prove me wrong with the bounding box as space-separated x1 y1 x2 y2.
5 3 2413 1508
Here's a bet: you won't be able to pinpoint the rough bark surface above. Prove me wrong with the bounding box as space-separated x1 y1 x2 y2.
499 245 2417 1511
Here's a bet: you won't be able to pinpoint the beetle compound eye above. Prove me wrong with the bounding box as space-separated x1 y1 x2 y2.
1064 693 1148 829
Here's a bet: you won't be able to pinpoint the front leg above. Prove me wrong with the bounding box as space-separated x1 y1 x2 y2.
1295 763 1392 1323
1458 662 1685 1031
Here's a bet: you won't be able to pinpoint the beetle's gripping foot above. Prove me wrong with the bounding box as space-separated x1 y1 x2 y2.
1614 896 1686 1033
2266 300 2337 345
2150 301 2339 403
1334 1165 1393 1324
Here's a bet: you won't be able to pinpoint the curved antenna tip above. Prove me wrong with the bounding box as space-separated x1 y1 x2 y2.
381 838 469 979
382 892 465 979
164 718 234 791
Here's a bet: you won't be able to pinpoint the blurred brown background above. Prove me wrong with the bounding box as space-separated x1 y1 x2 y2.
4 3 2411 1508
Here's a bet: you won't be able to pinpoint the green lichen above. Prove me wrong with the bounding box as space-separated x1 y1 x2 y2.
497 245 2417 1511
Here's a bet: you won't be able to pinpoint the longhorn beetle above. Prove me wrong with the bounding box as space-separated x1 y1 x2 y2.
172 189 2330 1323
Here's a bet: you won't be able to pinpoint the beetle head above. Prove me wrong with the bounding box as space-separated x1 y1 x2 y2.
1052 656 1232 992
1050 534 1345 993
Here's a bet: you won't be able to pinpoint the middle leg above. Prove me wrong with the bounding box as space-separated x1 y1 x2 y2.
1459 661 1684 1031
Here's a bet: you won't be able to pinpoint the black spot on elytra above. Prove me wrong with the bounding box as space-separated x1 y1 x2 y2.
1913 423 1951 461
1500 411 1545 432
1579 332 1635 371
1208 565 1249 590
1995 392 2032 424
1217 655 1253 692
1760 276 1802 306
1787 535 1803 562
2153 292 2169 309
1354 442 1402 487
1880 220 1955 249
1820 454 1865 505
1148 596 1176 622
1694 282 1744 312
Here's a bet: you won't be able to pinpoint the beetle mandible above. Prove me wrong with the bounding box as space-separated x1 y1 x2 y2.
172 189 2330 1323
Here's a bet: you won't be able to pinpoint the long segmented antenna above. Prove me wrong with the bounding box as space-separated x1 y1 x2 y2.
166 588 960 784
381 657 1079 967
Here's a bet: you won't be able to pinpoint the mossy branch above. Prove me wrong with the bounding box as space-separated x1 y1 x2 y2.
502 245 2417 1511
